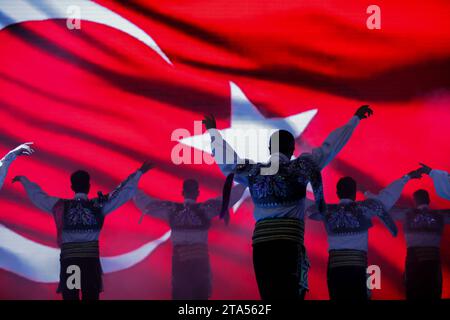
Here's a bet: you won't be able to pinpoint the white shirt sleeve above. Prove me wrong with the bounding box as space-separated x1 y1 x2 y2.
133 189 173 221
310 116 360 169
20 177 60 213
365 176 410 212
388 207 409 222
102 170 143 215
430 169 450 200
208 128 251 186
0 152 17 191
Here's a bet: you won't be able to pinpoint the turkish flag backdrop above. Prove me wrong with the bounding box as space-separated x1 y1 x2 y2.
0 0 449 299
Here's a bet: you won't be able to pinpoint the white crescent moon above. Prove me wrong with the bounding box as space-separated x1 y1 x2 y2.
0 0 172 65
0 0 174 282
0 223 171 283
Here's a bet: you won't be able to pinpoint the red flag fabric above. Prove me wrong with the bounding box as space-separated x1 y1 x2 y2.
0 0 449 299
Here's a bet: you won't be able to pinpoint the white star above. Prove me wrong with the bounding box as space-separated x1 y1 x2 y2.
179 81 317 211
180 81 317 162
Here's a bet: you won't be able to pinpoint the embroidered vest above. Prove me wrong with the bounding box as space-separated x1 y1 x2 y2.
52 198 104 246
404 209 445 235
324 200 383 235
168 203 211 231
62 198 104 232
244 161 312 208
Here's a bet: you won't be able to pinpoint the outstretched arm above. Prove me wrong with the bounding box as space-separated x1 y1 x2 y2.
388 206 409 222
102 161 153 215
133 189 174 222
366 173 417 212
430 169 450 200
12 176 59 213
0 153 15 191
203 115 251 186
0 143 34 190
363 170 421 235
302 157 326 214
360 198 398 236
418 164 450 200
310 106 373 169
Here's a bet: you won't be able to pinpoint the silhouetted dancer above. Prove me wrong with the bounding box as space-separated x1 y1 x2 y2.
13 161 153 300
0 143 34 191
390 187 450 300
419 163 450 200
202 105 372 300
134 179 246 300
307 169 421 301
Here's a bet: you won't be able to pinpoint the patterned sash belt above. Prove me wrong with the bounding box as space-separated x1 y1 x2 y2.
60 241 100 260
328 249 368 269
407 246 440 262
252 218 304 245
173 244 209 262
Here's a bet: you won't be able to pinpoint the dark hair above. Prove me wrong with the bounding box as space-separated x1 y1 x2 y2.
269 130 295 157
336 176 357 200
183 179 199 199
183 179 199 192
70 170 90 194
413 189 430 206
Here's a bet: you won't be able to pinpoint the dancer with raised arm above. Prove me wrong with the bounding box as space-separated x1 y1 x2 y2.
418 163 450 200
134 179 246 300
307 169 421 300
0 143 34 191
202 106 373 300
390 187 450 300
13 161 153 300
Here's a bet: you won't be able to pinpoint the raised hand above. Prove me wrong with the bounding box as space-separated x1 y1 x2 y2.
418 163 432 175
97 191 109 202
10 142 34 157
407 169 423 180
202 114 217 130
12 176 25 184
139 161 154 174
355 105 373 120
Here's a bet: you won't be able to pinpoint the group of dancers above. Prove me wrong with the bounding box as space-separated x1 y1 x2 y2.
0 105 449 301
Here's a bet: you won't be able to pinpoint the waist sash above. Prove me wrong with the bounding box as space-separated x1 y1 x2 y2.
407 246 440 262
173 243 209 262
60 241 100 260
328 249 368 268
252 218 304 245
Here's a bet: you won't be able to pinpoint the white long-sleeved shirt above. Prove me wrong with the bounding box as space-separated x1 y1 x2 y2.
209 116 360 222
309 176 410 252
133 184 246 245
0 152 17 191
390 204 450 248
430 169 450 200
19 170 143 244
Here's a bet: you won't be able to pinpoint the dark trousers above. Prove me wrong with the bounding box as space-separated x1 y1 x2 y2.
405 249 442 300
327 266 368 301
59 257 102 301
253 240 301 300
172 245 211 300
